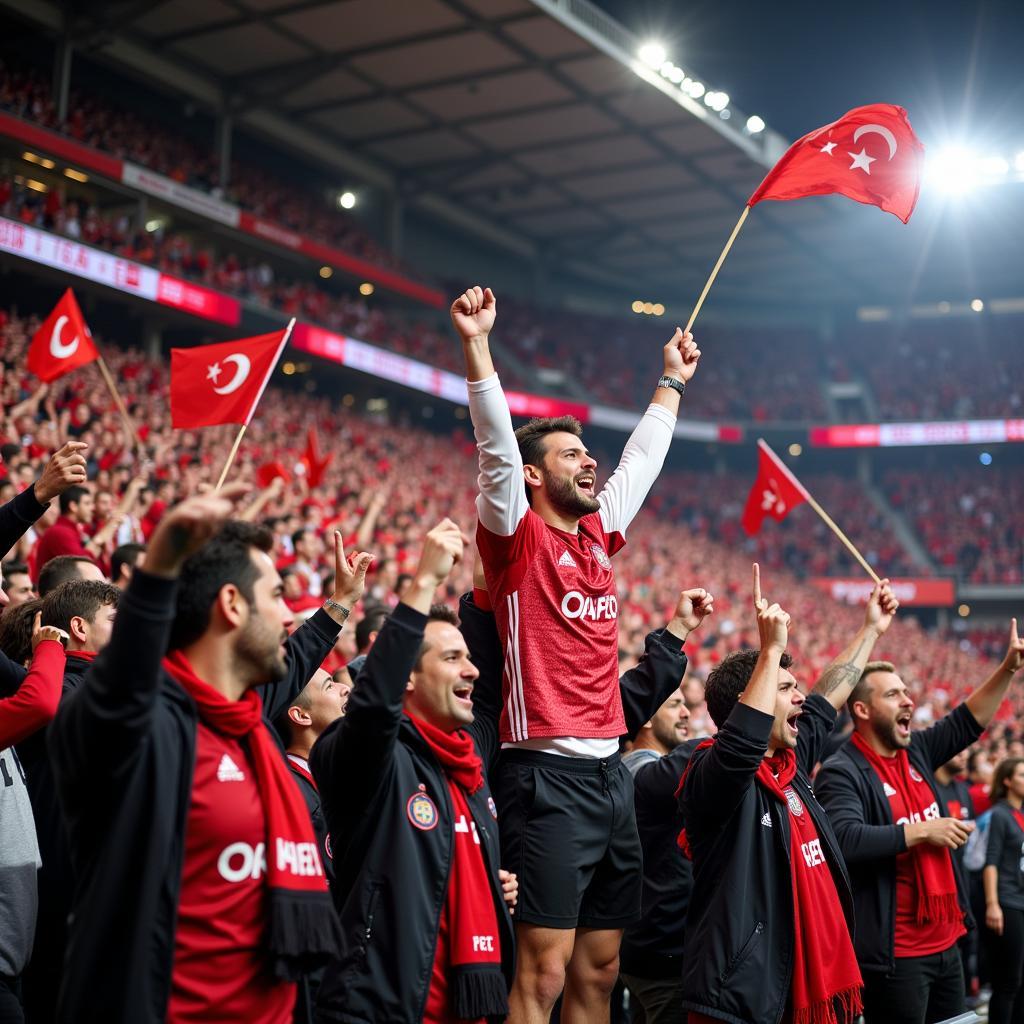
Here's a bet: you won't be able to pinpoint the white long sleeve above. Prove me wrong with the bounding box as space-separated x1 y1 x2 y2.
468 374 529 537
598 403 676 537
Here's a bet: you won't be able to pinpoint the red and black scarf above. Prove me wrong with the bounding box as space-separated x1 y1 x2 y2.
852 732 961 925
678 742 862 1024
410 714 507 1022
164 651 341 980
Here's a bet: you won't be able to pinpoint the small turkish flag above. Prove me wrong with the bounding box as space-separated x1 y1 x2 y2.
27 289 100 382
749 103 925 223
256 460 290 487
741 439 811 536
170 324 291 429
301 427 333 488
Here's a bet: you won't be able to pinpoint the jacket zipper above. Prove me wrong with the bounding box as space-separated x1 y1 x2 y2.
363 884 380 947
718 920 765 984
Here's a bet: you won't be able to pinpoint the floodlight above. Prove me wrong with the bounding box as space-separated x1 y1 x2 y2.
927 148 978 195
746 115 766 134
1016 152 1024 172
688 81 705 99
971 298 984 312
339 191 357 209
638 42 667 69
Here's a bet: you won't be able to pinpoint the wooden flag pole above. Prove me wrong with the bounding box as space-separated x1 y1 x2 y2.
214 424 248 494
95 355 143 452
804 493 882 584
684 205 750 333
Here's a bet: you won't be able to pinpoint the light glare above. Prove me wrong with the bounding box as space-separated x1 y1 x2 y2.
746 115 765 134
339 191 357 209
638 42 667 69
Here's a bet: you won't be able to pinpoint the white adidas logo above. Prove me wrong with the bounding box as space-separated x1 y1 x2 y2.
760 812 773 828
557 550 576 568
217 754 245 782
883 782 897 797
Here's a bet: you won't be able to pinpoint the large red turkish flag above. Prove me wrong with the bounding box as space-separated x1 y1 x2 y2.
749 103 925 223
27 289 99 382
741 440 811 536
170 326 290 429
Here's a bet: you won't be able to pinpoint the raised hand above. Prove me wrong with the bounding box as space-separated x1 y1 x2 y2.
753 562 790 653
142 482 251 579
668 587 715 642
330 530 373 611
31 610 68 652
450 286 496 345
33 441 89 504
865 579 899 636
1002 617 1024 674
414 518 468 588
662 328 701 384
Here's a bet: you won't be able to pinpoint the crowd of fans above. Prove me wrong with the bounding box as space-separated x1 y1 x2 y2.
0 61 412 275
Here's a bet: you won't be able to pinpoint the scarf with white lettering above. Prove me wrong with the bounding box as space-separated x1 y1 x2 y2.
164 651 341 979
410 714 507 1022
852 732 961 925
678 744 862 1024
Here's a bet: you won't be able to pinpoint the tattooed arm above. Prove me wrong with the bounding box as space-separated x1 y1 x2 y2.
812 579 899 711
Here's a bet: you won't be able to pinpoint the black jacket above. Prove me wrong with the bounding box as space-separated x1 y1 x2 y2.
620 737 700 979
679 695 852 1024
48 569 340 1024
287 755 335 886
815 703 984 974
310 598 515 1023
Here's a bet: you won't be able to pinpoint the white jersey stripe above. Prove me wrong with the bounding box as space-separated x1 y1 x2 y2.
506 593 524 740
509 591 528 740
503 642 520 742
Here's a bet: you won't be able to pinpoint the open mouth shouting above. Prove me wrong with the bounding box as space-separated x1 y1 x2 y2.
575 472 596 497
786 708 802 738
895 710 911 740
453 683 474 709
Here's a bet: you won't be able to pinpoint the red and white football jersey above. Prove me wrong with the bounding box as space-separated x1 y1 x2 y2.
468 374 676 746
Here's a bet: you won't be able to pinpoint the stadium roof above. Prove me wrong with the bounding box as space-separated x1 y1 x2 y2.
7 0 1024 318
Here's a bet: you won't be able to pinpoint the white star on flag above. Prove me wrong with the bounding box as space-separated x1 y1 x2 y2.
761 487 785 515
207 362 222 384
848 148 876 174
820 141 837 155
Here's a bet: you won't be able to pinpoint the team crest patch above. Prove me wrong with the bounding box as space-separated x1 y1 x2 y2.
591 543 612 570
487 796 498 820
909 767 924 783
784 786 804 816
407 793 438 831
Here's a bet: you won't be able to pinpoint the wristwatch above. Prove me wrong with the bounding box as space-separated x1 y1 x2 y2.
657 375 686 396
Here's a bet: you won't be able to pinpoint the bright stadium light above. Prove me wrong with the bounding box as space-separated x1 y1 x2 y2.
688 80 705 99
746 115 766 134
338 191 357 209
1016 152 1024 172
971 298 984 312
667 65 684 84
638 42 667 69
981 156 1010 178
927 147 979 194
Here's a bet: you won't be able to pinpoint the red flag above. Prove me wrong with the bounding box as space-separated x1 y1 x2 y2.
170 325 291 429
749 104 925 223
27 289 100 382
301 427 333 488
741 439 811 536
256 461 290 488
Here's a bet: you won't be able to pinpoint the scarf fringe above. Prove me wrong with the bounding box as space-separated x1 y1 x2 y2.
451 963 509 1020
917 891 962 926
792 986 864 1024
267 888 343 981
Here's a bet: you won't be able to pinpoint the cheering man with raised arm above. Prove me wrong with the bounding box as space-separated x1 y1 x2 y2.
679 567 897 1024
451 285 700 1024
817 618 1024 1024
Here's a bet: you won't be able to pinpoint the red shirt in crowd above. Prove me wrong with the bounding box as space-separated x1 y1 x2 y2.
32 515 88 579
167 722 295 1023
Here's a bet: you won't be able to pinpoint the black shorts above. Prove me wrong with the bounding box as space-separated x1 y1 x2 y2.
494 748 642 930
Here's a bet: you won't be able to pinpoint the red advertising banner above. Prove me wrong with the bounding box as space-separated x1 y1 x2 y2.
810 577 956 607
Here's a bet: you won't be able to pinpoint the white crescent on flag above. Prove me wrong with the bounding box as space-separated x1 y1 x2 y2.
50 315 80 359
212 353 251 395
853 124 898 160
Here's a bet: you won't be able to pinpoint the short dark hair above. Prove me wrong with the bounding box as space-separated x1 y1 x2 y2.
58 485 90 515
1 442 21 463
356 605 390 653
38 555 101 597
704 649 794 729
169 521 274 651
0 597 43 665
1 561 30 592
291 527 312 550
42 579 120 633
110 542 145 582
414 603 462 669
847 660 897 714
514 415 584 471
